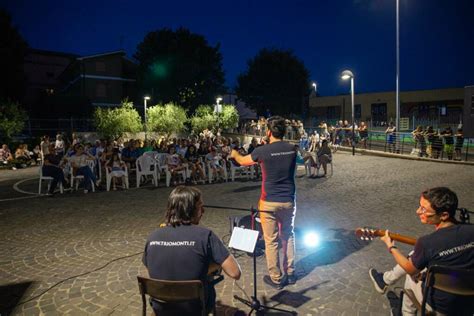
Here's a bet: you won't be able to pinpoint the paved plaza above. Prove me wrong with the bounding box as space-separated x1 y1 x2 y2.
0 151 473 315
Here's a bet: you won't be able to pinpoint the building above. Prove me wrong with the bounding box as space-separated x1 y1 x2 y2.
23 48 78 113
59 50 137 107
309 87 471 134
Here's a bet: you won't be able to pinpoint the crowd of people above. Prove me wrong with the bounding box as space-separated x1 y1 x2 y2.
411 125 464 160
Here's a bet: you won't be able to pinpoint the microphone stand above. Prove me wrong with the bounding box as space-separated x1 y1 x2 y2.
205 205 296 315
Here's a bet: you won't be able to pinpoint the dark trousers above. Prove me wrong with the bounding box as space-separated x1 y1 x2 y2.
42 166 66 193
76 166 96 190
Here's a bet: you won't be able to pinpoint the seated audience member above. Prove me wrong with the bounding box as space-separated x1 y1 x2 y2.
205 147 226 181
0 144 14 165
42 144 68 195
316 139 332 176
247 137 259 154
197 140 209 156
121 140 140 168
32 145 41 164
142 186 241 315
295 145 318 176
369 187 474 315
105 152 127 190
166 145 187 185
14 144 33 168
69 144 100 193
185 144 205 183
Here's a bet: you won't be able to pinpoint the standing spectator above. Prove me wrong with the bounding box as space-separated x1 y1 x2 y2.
42 143 68 195
40 135 50 160
319 121 329 140
385 122 397 153
441 127 454 160
431 130 443 159
425 126 435 158
55 135 65 157
359 121 369 149
454 128 464 161
411 126 426 157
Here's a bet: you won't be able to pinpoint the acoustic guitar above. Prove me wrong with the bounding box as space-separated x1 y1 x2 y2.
355 227 417 246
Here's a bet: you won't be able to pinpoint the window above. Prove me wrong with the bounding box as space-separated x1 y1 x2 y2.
354 104 361 119
439 105 447 116
471 95 474 115
95 61 106 72
96 83 107 97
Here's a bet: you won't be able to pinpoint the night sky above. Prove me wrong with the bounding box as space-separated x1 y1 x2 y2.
3 0 474 96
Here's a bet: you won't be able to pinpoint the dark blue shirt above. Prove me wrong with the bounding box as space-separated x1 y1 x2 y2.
250 141 296 203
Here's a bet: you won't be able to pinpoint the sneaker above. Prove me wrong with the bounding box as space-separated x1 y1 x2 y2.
369 268 387 294
84 189 89 194
263 275 287 290
287 274 297 285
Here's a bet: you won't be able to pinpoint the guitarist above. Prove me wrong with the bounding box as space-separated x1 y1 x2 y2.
142 186 241 315
369 187 474 315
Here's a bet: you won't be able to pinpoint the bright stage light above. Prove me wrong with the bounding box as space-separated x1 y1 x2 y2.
303 232 320 248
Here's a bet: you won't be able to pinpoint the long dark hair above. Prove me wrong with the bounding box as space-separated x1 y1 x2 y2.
165 186 202 226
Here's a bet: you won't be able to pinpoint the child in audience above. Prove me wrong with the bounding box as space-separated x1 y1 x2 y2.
106 152 127 190
205 147 225 182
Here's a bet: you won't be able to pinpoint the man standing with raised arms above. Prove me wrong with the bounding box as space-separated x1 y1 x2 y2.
230 116 297 289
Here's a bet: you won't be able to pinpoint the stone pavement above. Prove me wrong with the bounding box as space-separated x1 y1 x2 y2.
0 152 473 315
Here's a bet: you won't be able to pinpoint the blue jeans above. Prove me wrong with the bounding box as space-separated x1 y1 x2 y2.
76 166 96 190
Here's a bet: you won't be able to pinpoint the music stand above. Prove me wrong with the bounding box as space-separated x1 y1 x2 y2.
230 207 296 315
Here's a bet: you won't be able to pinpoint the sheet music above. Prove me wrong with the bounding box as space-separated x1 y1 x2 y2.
229 227 259 253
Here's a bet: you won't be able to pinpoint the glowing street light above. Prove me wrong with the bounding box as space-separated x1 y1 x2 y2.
312 82 317 94
144 96 151 140
215 97 223 135
341 70 355 156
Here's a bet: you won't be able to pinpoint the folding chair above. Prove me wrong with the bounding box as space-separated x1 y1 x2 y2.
105 165 129 191
70 160 96 192
137 276 208 316
229 160 254 182
400 265 474 316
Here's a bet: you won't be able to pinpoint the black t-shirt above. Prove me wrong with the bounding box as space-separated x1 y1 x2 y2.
411 224 474 314
142 224 229 282
250 141 296 202
44 154 62 166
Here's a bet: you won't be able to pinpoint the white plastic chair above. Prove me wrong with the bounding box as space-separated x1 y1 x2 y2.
229 160 254 182
70 160 96 192
38 166 64 194
136 155 158 188
106 165 129 191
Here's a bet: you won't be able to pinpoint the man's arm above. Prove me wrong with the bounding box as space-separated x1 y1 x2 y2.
220 254 241 280
381 230 419 276
230 149 256 166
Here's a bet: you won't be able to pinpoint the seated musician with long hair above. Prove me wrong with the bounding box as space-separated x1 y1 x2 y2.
369 187 474 315
142 186 241 314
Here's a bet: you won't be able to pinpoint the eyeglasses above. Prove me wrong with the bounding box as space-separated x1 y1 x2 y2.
418 205 437 217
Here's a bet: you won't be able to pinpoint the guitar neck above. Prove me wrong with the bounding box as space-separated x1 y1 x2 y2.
376 229 417 246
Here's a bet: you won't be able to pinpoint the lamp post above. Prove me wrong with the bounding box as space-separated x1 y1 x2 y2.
143 96 150 140
312 82 317 95
341 70 355 156
396 0 400 135
215 97 222 135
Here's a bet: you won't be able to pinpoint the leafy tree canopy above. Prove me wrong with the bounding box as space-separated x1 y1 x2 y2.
220 104 239 130
236 48 310 116
147 103 188 137
94 99 142 140
135 27 225 112
190 104 239 133
0 10 28 101
0 99 28 141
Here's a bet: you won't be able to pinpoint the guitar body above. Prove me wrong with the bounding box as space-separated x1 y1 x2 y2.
355 227 417 246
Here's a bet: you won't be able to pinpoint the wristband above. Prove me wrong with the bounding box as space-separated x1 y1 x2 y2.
388 246 398 254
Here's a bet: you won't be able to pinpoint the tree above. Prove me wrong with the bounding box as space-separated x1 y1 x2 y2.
147 103 188 137
190 105 216 133
236 48 310 116
134 27 225 112
219 104 239 131
0 99 28 142
0 10 28 101
94 99 142 140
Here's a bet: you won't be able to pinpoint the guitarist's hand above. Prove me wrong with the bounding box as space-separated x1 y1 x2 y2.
381 230 395 249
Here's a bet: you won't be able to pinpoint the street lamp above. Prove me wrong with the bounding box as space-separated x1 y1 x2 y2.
143 96 150 140
312 82 317 94
341 70 355 156
215 97 223 135
395 0 400 135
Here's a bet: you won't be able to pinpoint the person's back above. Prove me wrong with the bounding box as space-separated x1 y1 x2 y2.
251 141 296 202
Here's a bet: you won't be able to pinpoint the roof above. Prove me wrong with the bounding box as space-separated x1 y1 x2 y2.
77 50 126 61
